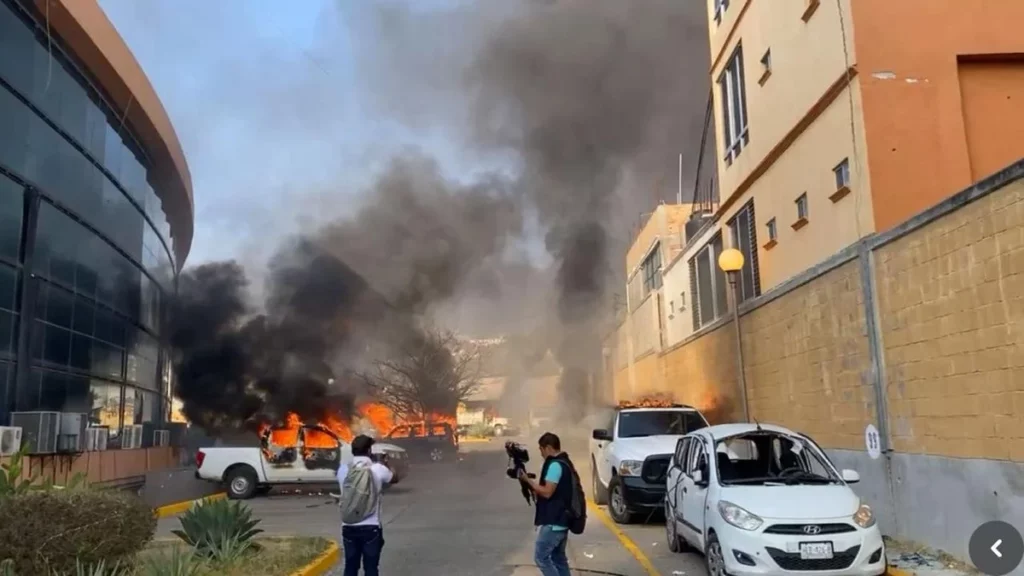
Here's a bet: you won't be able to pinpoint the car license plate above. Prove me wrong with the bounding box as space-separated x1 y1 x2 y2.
799 542 834 560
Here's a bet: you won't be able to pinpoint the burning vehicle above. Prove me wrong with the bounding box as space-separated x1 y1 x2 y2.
195 412 408 499
382 419 459 463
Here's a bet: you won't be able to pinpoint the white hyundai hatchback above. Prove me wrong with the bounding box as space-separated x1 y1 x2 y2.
664 423 885 576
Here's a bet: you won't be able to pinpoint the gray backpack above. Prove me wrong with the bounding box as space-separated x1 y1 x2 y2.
340 461 379 524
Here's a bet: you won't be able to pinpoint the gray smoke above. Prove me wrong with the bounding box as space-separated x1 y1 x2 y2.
161 0 712 424
346 0 712 415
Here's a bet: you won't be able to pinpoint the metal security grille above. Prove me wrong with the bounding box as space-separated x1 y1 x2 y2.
728 200 761 302
688 257 699 330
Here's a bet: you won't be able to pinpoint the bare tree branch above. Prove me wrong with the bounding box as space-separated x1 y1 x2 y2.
360 326 483 422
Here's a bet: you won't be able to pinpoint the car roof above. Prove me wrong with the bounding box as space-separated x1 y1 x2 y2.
691 422 797 439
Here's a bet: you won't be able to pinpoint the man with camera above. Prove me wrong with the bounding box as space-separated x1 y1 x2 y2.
517 432 585 576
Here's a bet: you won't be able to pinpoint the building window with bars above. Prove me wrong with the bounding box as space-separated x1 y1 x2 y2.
641 244 663 297
688 233 729 330
719 45 749 166
727 200 762 303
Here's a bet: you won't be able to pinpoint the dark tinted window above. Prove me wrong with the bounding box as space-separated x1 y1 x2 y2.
617 411 708 438
0 174 22 262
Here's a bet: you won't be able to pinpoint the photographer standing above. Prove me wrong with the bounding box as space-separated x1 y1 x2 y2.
518 432 584 576
337 434 393 576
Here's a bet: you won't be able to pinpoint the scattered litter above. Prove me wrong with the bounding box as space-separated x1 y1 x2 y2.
672 571 686 575
651 542 657 546
583 552 594 559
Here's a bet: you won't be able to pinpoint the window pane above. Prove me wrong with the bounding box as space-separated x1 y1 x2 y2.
0 173 23 262
0 309 15 357
696 248 714 327
711 235 728 318
89 381 122 431
0 263 17 311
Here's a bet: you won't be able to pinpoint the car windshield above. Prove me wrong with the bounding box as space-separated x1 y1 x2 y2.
617 410 707 438
714 432 840 485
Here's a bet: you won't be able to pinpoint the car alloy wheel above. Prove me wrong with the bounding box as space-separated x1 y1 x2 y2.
430 448 443 462
665 501 681 552
707 537 725 576
610 484 627 518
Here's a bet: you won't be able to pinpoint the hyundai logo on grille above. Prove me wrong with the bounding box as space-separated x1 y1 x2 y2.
802 525 822 535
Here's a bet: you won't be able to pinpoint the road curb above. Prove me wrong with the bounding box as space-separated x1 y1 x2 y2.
585 499 661 576
459 437 492 443
153 492 226 518
289 540 340 576
887 568 913 576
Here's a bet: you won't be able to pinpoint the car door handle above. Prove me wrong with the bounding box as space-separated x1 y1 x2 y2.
682 487 687 493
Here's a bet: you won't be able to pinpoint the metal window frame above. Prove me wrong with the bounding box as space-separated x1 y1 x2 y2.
796 193 809 220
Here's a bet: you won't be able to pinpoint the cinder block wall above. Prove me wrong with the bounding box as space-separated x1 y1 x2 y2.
608 161 1024 564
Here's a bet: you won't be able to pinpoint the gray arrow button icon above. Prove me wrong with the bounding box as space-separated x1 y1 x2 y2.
970 521 1023 576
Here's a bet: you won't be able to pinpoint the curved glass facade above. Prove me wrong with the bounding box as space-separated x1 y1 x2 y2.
0 0 179 446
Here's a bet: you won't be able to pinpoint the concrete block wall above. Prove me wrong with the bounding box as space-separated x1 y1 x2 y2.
607 160 1024 564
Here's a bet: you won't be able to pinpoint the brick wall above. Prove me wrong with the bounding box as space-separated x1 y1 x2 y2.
741 260 875 450
609 163 1024 462
876 177 1024 461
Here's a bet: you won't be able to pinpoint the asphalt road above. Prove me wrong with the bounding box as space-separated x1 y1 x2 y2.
157 440 709 575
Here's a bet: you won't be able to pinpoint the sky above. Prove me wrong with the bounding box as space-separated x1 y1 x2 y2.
98 0 499 268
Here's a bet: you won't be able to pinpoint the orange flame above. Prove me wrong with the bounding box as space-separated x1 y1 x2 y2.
617 393 677 409
256 403 458 449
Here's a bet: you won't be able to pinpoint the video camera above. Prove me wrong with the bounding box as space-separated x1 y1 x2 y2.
505 441 536 506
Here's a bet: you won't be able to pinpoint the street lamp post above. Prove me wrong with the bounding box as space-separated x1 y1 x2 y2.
718 248 750 423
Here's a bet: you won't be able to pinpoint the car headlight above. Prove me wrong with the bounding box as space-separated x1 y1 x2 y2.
617 460 643 476
718 500 763 531
853 503 875 528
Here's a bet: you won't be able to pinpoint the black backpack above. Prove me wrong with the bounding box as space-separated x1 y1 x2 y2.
556 455 587 535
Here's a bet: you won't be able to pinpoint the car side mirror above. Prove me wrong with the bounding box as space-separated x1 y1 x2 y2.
592 429 613 441
841 469 860 484
696 458 709 486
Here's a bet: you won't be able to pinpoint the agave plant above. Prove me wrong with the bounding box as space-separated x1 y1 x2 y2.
50 559 131 576
171 498 263 558
140 546 205 576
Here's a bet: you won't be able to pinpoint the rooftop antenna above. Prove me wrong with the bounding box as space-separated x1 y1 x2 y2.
676 153 683 204
754 417 762 431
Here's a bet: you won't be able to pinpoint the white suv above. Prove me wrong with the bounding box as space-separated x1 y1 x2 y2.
665 423 885 576
590 405 709 524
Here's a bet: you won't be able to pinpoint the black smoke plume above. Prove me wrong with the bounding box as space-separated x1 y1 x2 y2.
168 156 520 431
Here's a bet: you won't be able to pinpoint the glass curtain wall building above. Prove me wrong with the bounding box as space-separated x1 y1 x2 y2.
0 0 192 447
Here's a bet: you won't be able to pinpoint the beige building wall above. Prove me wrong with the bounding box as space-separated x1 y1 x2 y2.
875 177 1024 462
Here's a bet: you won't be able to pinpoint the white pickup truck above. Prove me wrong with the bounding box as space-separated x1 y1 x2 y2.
195 424 408 499
590 405 709 524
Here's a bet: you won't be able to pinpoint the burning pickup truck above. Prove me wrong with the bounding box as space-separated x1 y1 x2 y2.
195 420 408 499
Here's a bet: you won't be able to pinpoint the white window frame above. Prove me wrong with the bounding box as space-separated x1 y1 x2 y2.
714 0 730 23
719 46 749 166
834 158 851 189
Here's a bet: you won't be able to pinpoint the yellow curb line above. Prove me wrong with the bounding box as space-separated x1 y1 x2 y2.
888 568 913 576
153 492 227 518
586 499 661 576
289 540 340 576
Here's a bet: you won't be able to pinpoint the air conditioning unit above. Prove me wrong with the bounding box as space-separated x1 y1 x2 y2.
152 430 170 447
120 424 144 449
58 413 87 453
85 427 110 451
11 412 60 454
166 422 188 447
0 426 22 456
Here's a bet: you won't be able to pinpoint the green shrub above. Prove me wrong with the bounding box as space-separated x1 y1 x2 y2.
172 498 263 559
0 489 156 575
0 444 89 499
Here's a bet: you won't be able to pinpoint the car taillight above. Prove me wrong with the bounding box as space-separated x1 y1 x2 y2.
195 450 205 469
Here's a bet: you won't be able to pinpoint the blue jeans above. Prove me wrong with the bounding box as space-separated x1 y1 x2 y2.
342 525 384 576
534 525 571 576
